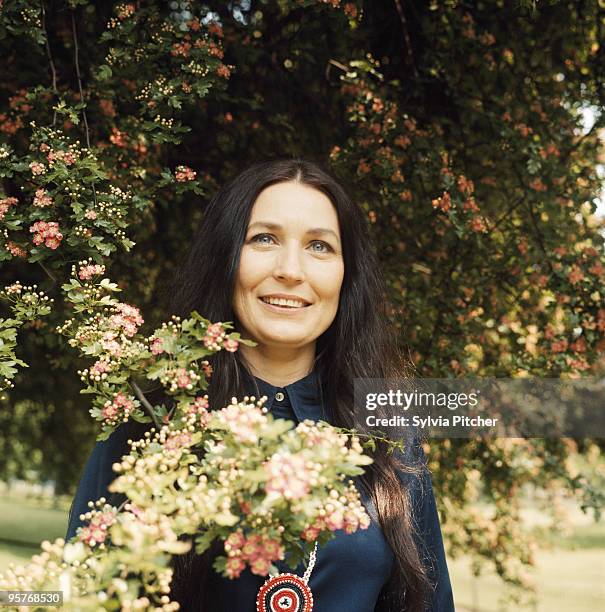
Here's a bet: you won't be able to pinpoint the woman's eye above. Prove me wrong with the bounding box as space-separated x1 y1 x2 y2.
251 233 275 245
309 240 331 253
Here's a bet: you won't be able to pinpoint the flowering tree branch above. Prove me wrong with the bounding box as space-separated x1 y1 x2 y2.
129 379 160 429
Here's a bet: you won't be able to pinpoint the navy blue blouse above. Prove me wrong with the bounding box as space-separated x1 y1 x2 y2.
66 371 455 611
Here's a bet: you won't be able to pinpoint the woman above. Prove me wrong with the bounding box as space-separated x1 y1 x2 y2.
66 159 455 611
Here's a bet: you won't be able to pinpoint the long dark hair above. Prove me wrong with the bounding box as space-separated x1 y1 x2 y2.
167 159 431 610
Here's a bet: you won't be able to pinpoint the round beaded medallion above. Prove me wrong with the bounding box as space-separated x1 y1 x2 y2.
256 573 314 612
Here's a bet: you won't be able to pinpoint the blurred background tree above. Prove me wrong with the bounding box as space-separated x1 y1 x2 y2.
1 0 604 603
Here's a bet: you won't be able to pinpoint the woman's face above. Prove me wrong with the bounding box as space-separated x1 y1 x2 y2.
233 181 345 351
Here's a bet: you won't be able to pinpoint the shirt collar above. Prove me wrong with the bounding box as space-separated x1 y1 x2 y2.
245 368 329 423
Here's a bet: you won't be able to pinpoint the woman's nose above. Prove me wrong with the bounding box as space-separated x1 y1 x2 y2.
273 243 305 283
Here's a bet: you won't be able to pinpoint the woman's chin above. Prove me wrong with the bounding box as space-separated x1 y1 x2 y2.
257 330 316 349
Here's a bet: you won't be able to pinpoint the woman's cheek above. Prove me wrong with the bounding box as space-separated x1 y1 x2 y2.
239 249 270 288
314 263 344 299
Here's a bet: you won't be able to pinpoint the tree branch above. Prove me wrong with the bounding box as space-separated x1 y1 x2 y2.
40 1 59 126
129 380 161 429
71 10 98 206
393 0 418 78
38 261 57 284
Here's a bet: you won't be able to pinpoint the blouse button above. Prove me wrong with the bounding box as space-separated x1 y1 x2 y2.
275 391 285 402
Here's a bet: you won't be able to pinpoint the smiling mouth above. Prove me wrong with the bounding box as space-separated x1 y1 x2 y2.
259 296 311 309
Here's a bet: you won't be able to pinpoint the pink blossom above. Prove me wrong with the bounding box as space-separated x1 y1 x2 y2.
261 539 282 559
171 41 192 57
529 177 547 192
109 128 128 148
301 526 320 541
78 509 117 547
463 198 480 213
514 123 532 137
568 265 584 285
78 264 105 280
224 530 246 553
175 165 196 182
108 303 144 337
101 403 119 420
114 318 138 336
192 396 209 410
99 99 116 117
404 118 417 132
242 536 260 558
265 452 311 499
115 392 132 408
566 357 590 371
343 3 357 18
225 532 284 577
432 192 451 212
47 149 76 166
207 322 223 337
117 3 135 19
45 237 61 249
203 322 225 348
91 359 111 377
201 360 213 378
6 241 27 258
247 535 283 575
29 161 46 175
101 392 135 424
357 159 371 174
551 339 569 353
216 64 231 78
394 135 411 149
29 220 63 250
207 22 223 37
175 368 192 388
150 337 165 355
225 557 246 579
469 216 488 233
325 509 345 531
203 335 219 349
250 558 271 576
116 303 144 324
33 188 53 207
219 404 265 444
223 338 239 352
188 396 210 427
163 431 193 451
0 196 18 220
85 210 98 220
5 282 23 295
100 332 122 357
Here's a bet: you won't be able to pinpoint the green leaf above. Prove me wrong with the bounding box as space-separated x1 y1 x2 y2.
97 65 113 81
194 531 216 554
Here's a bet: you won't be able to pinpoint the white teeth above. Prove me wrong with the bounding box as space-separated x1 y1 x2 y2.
261 297 308 308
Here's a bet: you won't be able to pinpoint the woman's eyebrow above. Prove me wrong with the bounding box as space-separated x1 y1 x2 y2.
247 221 281 232
247 221 340 243
306 227 341 243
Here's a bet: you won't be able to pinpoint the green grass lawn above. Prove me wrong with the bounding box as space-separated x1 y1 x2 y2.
450 548 605 611
449 501 605 611
0 542 41 571
0 496 68 546
0 494 603 611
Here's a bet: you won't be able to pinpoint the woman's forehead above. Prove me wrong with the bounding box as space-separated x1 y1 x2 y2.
250 182 339 230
